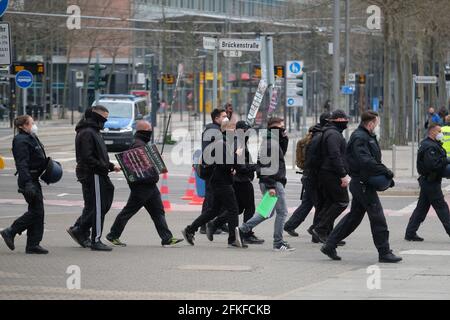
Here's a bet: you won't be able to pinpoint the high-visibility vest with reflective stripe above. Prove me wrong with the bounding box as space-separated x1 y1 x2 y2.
441 126 450 156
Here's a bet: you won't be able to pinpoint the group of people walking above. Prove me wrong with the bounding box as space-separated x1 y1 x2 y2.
2 104 450 264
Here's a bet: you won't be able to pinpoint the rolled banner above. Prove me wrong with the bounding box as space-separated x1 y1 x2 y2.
367 175 393 192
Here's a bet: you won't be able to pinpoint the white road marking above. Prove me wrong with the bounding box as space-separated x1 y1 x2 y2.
57 193 69 197
400 250 450 256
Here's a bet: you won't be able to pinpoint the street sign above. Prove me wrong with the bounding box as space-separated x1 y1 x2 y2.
75 71 84 80
286 60 303 79
414 76 438 84
348 73 356 82
15 70 33 89
341 85 355 95
0 0 9 18
203 37 217 51
0 23 11 66
219 38 261 52
286 96 303 108
223 50 242 58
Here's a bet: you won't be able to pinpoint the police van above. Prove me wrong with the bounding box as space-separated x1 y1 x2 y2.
92 94 150 151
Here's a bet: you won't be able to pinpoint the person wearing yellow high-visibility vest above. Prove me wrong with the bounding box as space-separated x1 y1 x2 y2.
441 115 450 157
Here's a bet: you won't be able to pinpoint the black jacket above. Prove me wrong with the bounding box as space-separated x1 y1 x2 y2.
320 123 348 178
128 132 159 186
75 117 114 180
258 129 288 189
417 137 447 180
12 129 48 188
234 136 258 183
202 122 221 153
346 125 390 179
210 133 236 186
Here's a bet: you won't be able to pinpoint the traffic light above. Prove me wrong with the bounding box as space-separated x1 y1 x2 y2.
274 65 285 78
358 74 366 85
12 62 45 75
253 65 262 79
88 63 107 90
296 74 304 97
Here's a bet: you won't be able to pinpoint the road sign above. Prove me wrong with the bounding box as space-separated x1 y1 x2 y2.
223 50 242 58
415 76 438 84
0 23 11 66
348 73 356 82
286 60 303 79
219 38 261 52
15 70 33 89
203 37 217 51
341 85 355 95
75 71 84 80
0 0 9 18
286 96 303 108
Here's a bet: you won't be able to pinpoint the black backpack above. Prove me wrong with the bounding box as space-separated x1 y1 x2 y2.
303 129 325 172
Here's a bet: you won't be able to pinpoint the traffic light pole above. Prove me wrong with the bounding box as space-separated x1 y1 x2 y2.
332 0 341 110
95 52 100 105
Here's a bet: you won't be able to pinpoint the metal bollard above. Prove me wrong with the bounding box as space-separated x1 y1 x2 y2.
392 144 396 177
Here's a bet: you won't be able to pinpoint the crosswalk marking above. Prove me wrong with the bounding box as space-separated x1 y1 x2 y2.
400 250 450 256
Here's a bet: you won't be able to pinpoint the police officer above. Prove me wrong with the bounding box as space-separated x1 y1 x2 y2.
311 110 350 244
405 122 450 241
106 121 183 247
1 115 49 254
284 112 330 240
67 105 121 251
320 111 402 263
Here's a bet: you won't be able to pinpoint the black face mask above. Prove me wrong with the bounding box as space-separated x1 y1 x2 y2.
334 121 348 132
136 130 153 143
92 112 108 129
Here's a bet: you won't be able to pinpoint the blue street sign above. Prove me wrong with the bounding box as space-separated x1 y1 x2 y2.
287 98 295 106
16 70 33 89
373 97 380 112
341 85 355 95
289 62 301 74
0 0 9 18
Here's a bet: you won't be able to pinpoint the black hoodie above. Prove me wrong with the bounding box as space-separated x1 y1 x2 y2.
75 117 114 180
319 123 348 178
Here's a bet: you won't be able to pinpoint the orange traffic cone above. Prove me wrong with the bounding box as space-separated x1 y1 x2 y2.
181 167 196 201
188 178 204 206
160 173 172 212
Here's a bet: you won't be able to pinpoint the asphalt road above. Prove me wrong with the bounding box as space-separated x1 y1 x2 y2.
1 125 450 300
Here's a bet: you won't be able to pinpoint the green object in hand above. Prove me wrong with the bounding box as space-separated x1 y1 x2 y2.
256 192 278 219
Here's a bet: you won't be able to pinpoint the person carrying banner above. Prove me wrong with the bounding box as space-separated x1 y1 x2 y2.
106 121 183 247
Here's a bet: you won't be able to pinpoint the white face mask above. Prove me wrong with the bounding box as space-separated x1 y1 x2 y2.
436 133 444 141
31 124 38 135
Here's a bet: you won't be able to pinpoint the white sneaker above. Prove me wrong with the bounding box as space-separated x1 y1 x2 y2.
273 243 296 252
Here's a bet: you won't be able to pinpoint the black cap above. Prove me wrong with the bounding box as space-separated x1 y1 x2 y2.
236 121 250 130
329 109 348 120
319 112 332 126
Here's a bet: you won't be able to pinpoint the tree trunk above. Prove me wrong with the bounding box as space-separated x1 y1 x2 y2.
381 14 392 149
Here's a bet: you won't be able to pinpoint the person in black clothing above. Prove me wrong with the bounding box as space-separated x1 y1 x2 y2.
284 112 330 240
67 106 121 251
1 116 49 254
205 121 264 244
321 111 402 263
405 122 450 241
106 121 183 247
311 110 350 244
182 120 246 248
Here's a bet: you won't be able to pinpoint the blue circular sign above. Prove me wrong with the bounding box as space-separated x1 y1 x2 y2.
289 62 301 74
288 98 294 106
16 70 33 89
0 0 9 18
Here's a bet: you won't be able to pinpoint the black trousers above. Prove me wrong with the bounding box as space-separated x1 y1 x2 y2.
74 174 115 243
284 176 322 231
10 181 44 248
187 184 239 244
406 177 450 237
314 171 349 235
327 179 391 255
211 181 255 231
109 184 173 244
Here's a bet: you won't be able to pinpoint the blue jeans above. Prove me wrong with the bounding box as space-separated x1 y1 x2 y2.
240 182 288 247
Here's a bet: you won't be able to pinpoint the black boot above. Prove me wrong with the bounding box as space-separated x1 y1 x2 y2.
312 229 327 244
67 227 88 248
320 244 341 261
91 241 113 251
26 245 49 254
1 227 15 251
405 234 424 242
379 251 402 263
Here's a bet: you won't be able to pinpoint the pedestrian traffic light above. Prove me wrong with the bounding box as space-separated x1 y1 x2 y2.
88 63 107 90
296 74 304 97
358 74 366 85
274 65 285 78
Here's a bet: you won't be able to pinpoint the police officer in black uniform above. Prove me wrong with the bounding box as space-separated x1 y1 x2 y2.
1 115 49 254
320 111 402 263
405 122 450 241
